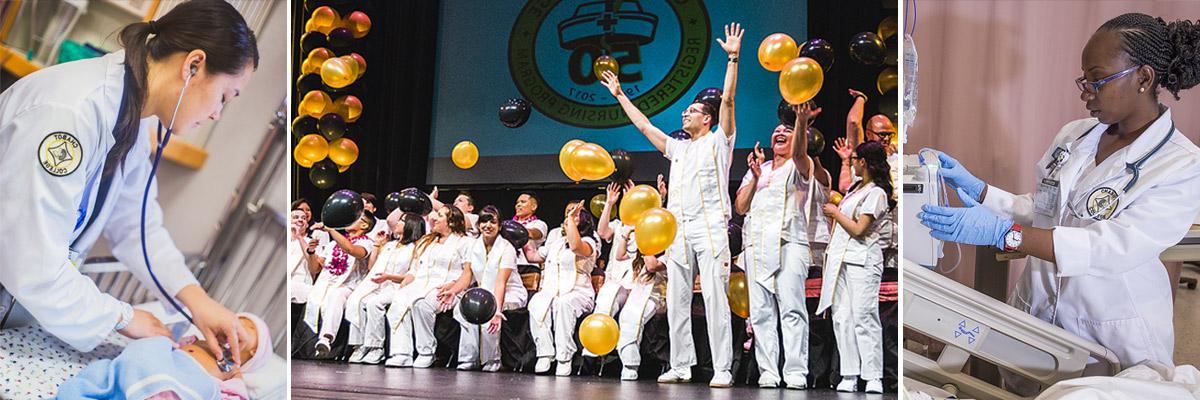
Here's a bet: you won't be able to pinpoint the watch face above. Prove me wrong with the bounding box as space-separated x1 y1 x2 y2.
1006 230 1022 247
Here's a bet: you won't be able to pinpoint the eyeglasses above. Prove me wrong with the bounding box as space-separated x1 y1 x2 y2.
1076 65 1139 94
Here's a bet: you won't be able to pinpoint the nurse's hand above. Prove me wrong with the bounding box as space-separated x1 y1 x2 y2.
187 293 251 366
919 188 1012 249
117 309 171 339
919 149 986 202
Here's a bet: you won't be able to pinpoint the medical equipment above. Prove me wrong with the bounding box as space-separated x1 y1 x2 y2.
903 260 1120 400
903 151 944 267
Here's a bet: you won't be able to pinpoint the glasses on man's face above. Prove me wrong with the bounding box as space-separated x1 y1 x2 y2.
1076 65 1140 94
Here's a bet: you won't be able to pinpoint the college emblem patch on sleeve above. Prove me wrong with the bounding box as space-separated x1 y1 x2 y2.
38 132 83 176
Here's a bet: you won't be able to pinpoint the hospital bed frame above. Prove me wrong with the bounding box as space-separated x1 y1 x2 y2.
903 260 1120 400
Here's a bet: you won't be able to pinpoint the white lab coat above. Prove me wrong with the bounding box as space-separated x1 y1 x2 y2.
0 50 198 351
455 236 528 366
983 111 1200 368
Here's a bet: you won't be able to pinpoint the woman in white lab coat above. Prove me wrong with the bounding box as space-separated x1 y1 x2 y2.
345 212 425 364
436 205 529 372
919 13 1200 369
0 0 257 361
385 205 473 368
819 140 894 394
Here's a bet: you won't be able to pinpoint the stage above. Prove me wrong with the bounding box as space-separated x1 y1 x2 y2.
291 360 898 399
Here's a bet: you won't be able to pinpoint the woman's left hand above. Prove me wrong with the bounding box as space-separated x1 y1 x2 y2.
486 312 506 334
189 294 251 366
822 203 839 218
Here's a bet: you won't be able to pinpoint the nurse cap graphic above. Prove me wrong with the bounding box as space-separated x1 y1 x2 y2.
509 0 710 128
38 132 82 176
1086 187 1119 220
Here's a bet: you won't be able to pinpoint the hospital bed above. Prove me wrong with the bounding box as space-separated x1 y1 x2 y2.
902 259 1120 400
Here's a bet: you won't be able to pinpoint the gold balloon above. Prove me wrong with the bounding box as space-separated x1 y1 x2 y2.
558 139 586 182
569 143 615 181
304 19 317 34
779 57 824 105
593 55 619 81
830 191 844 205
619 185 662 226
333 95 363 123
757 33 799 72
337 163 350 173
346 11 372 39
634 207 676 256
299 90 332 118
320 57 357 89
452 141 479 169
579 313 620 355
876 67 898 95
301 48 333 75
878 15 898 40
296 134 329 163
348 53 367 78
293 145 315 168
311 6 339 35
589 193 607 219
328 137 359 166
339 55 360 79
729 272 750 319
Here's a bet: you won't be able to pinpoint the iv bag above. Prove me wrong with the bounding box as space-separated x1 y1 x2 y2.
902 33 918 140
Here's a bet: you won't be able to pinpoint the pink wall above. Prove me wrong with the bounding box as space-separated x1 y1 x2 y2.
905 1 1200 287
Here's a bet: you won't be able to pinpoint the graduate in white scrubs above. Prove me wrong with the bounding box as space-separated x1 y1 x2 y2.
819 140 894 394
600 22 744 388
919 13 1200 370
346 212 425 365
608 231 668 381
734 103 819 389
0 0 257 361
385 206 473 368
436 206 529 372
288 209 316 306
592 182 633 320
521 201 599 376
303 215 375 358
512 192 549 265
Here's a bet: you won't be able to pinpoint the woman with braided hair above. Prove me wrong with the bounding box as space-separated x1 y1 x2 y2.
918 13 1200 368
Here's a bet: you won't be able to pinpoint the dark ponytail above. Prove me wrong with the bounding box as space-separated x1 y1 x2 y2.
1099 13 1200 100
855 140 896 211
108 0 259 178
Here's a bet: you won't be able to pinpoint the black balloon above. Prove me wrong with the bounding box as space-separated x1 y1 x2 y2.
807 127 826 157
297 73 323 94
385 192 403 214
777 99 796 124
459 288 498 325
693 87 722 109
849 32 885 66
884 34 898 66
668 129 691 141
328 27 354 48
799 38 835 71
292 115 318 140
300 32 328 53
611 149 634 184
498 98 532 128
500 220 529 248
728 222 743 257
398 187 433 215
322 188 364 229
309 160 338 189
318 113 347 141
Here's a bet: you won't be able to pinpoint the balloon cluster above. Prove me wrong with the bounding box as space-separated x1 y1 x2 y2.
862 17 899 120
557 140 615 182
758 33 825 105
295 5 372 188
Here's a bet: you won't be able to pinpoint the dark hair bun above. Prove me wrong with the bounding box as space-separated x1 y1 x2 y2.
1165 18 1200 96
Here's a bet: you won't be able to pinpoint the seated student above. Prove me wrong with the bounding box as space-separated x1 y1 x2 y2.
608 226 668 381
521 201 598 376
59 313 273 400
361 192 389 238
435 205 529 372
302 214 376 358
385 205 473 368
288 209 317 308
345 212 426 364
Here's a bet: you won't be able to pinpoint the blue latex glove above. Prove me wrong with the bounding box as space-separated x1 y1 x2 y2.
919 188 1013 249
920 148 986 202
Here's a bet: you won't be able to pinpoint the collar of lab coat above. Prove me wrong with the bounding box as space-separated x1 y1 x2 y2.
1076 107 1175 166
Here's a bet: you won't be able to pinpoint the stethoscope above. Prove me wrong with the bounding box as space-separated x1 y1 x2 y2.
141 63 237 373
1061 120 1176 220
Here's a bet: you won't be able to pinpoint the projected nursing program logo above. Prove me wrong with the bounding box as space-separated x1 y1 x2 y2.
509 0 711 129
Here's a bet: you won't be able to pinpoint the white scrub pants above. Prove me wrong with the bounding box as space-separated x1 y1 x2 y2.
360 286 395 348
747 241 811 384
528 289 595 362
456 301 522 366
616 283 660 367
665 219 732 372
832 262 883 380
317 286 354 340
387 296 441 361
583 283 629 357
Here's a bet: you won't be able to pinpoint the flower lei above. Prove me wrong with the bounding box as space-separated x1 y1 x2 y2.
512 214 539 225
327 234 366 276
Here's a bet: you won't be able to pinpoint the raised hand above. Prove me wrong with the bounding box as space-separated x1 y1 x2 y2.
747 142 764 178
833 137 853 160
601 70 623 98
717 22 744 56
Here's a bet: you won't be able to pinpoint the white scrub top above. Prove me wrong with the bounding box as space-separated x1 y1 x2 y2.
983 110 1200 367
468 236 528 306
663 127 735 257
538 228 598 296
514 217 547 264
0 50 197 351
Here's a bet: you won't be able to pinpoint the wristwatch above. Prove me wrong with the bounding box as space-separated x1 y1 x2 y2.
1003 223 1023 252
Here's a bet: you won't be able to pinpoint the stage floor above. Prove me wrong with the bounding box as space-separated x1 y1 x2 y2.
292 360 898 399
